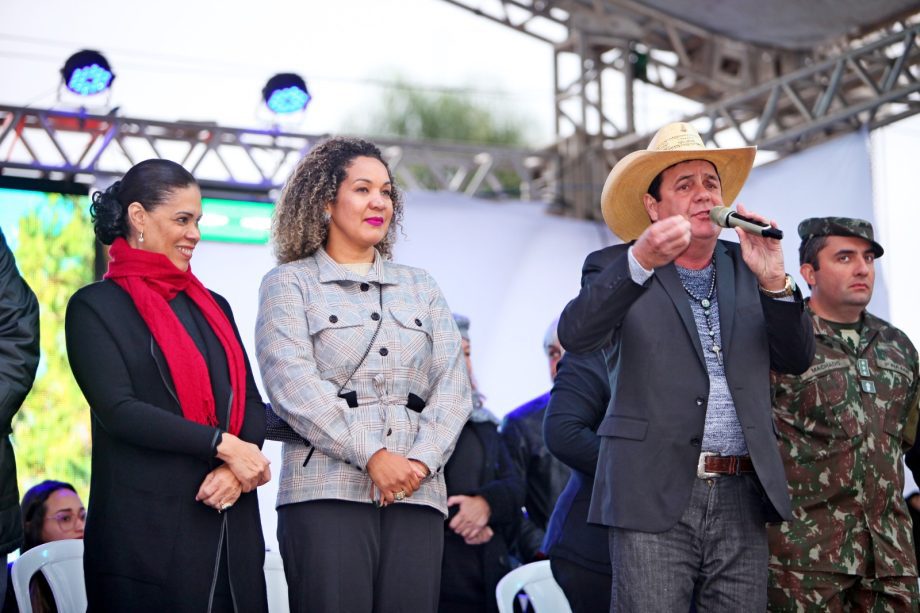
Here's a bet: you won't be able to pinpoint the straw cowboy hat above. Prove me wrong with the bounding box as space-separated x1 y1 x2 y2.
601 122 756 241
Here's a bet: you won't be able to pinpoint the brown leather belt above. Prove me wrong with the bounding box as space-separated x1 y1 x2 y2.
697 453 754 479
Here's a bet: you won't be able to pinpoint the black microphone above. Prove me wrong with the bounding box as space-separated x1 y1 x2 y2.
710 206 783 240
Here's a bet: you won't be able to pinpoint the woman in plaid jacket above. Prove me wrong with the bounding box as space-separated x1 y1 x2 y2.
256 137 472 613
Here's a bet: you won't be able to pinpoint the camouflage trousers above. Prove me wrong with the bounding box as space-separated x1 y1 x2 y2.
768 566 919 612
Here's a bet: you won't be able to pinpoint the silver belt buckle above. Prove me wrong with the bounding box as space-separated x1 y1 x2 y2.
697 451 719 479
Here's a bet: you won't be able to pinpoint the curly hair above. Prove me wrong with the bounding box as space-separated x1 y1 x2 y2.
272 137 403 264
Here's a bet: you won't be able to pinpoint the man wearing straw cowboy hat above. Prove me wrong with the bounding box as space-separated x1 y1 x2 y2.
558 122 815 610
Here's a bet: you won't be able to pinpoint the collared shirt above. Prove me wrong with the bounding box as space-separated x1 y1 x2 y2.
769 305 920 577
256 247 472 515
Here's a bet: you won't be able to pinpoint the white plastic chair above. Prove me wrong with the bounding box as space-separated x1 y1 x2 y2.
11 539 86 613
495 560 572 613
264 550 290 613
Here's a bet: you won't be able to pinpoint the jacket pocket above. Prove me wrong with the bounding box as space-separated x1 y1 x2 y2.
305 304 366 372
596 414 648 441
795 358 861 439
389 306 433 368
878 359 914 441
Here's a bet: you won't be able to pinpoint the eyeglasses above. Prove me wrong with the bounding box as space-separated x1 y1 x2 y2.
44 509 87 531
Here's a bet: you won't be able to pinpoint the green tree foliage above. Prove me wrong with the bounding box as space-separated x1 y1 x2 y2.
358 79 531 195
370 80 528 146
13 194 94 502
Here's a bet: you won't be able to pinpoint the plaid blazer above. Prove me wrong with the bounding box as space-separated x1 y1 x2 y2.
256 247 471 515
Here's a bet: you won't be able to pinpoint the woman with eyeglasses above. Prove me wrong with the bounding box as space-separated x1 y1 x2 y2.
3 480 85 613
65 159 271 612
256 137 471 612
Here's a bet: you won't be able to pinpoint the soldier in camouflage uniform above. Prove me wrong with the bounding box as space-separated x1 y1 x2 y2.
768 217 920 611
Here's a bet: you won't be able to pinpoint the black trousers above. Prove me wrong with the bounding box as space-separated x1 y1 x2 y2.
278 499 444 613
550 556 612 613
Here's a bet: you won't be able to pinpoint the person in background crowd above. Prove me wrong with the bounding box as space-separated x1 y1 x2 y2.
768 218 919 610
256 137 470 613
542 349 612 613
558 121 814 611
0 227 40 608
66 159 271 612
439 314 522 613
3 481 85 613
500 319 570 563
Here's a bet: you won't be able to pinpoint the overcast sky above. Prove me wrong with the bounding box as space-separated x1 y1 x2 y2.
0 0 556 138
0 0 708 145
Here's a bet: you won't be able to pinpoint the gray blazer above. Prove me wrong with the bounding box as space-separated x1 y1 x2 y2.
558 240 814 532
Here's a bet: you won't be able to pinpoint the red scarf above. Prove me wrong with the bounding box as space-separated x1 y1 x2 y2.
104 238 246 435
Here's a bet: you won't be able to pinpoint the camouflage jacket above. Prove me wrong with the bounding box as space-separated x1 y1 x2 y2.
768 305 920 577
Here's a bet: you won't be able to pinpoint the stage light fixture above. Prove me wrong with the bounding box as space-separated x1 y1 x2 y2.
61 50 115 96
262 73 311 114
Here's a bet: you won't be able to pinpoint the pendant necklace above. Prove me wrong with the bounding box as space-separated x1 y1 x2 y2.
680 260 722 364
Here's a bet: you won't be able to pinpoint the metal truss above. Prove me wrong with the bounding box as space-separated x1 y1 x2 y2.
614 22 920 156
442 0 920 219
442 0 811 122
581 21 920 220
0 105 548 201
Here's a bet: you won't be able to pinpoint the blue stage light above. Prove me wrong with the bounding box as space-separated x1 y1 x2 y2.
262 74 311 114
61 50 114 96
267 86 311 114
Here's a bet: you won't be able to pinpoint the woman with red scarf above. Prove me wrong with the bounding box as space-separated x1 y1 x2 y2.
65 159 271 612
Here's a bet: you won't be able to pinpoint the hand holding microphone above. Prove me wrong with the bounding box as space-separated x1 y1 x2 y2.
721 203 788 290
710 206 783 240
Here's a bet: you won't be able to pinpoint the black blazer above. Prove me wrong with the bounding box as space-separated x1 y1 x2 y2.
558 240 814 532
542 349 611 574
0 229 39 557
441 418 523 612
66 280 267 613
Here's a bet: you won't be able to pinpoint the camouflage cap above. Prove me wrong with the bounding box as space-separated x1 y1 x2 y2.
797 217 884 257
452 313 470 341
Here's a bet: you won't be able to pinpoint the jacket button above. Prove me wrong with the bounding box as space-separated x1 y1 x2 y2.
387 428 393 436
379 347 389 356
360 283 370 291
329 315 338 323
414 318 422 326
690 437 701 447
371 312 380 321
695 397 704 407
344 459 351 464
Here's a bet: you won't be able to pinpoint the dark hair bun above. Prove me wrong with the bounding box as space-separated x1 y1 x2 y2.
90 180 126 245
89 159 198 245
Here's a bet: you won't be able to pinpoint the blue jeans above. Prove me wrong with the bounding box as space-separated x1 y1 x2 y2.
609 474 769 612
